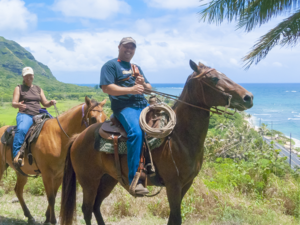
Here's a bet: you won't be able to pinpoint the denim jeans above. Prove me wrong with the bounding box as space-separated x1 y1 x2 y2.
114 107 144 184
12 113 33 158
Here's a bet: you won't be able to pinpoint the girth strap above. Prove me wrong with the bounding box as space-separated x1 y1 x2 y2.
113 136 126 186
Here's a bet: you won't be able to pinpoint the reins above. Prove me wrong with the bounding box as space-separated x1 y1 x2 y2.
143 68 235 116
54 104 70 138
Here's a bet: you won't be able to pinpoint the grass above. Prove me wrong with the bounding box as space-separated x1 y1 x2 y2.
0 100 92 126
1 102 300 224
0 161 299 225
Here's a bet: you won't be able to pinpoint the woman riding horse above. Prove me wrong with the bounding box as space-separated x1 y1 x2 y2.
12 67 56 165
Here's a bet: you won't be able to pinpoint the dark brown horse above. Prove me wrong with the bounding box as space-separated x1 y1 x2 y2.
60 61 253 225
0 97 107 224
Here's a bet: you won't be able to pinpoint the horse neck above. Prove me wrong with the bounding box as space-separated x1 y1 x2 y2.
172 87 210 160
56 104 85 136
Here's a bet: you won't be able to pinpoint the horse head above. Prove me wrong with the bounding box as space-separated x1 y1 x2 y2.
188 60 253 111
84 96 107 125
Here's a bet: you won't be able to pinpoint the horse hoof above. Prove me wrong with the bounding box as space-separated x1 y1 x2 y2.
28 217 35 224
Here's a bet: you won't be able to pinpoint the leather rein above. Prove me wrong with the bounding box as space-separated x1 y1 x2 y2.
144 68 235 116
54 103 102 138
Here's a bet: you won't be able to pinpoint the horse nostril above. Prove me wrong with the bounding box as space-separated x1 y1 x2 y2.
243 94 252 102
91 117 97 124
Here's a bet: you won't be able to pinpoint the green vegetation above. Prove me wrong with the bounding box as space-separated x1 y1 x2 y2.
0 36 106 102
1 107 299 224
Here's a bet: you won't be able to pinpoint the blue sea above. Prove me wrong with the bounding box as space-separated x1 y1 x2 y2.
78 83 300 143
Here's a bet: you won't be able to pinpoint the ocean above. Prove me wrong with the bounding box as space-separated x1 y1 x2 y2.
78 83 300 143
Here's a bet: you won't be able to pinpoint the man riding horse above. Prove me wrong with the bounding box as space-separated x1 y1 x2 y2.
100 37 151 195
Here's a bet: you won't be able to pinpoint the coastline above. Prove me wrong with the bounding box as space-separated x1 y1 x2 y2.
244 114 300 151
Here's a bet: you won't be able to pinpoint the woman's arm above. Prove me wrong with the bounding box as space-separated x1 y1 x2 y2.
12 86 26 111
40 89 56 108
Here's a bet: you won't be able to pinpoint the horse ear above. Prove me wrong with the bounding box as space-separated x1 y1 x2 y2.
85 96 91 108
100 98 107 106
189 60 199 73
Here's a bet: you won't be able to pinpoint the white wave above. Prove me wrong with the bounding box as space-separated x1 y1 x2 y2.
292 111 297 113
294 115 300 117
288 118 300 120
292 91 297 92
253 114 271 116
292 138 300 147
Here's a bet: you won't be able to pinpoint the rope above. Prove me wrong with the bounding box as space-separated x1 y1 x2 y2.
139 103 176 139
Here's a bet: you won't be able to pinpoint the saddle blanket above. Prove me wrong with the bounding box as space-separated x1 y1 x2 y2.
98 136 164 154
97 110 169 154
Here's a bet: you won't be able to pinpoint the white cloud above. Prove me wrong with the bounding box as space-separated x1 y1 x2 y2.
0 0 37 31
272 62 282 67
53 0 130 19
15 14 300 83
144 0 200 9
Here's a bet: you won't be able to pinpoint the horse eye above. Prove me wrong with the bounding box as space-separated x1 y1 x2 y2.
211 77 219 85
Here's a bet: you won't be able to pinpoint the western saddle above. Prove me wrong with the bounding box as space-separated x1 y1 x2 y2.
98 98 164 196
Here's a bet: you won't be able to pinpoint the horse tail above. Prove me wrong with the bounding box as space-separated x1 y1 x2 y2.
0 126 10 181
60 139 77 225
0 144 8 181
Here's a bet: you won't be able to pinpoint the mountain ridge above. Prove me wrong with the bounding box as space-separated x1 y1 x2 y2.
0 36 94 101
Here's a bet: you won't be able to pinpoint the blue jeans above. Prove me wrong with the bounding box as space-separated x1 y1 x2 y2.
12 113 33 158
114 107 144 184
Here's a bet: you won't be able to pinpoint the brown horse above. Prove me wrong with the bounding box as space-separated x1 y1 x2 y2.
0 97 107 224
60 60 254 225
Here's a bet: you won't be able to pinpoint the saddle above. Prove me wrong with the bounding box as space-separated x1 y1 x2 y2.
1 113 51 175
98 107 165 196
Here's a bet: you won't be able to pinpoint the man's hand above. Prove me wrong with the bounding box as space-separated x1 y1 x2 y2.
19 101 26 111
130 84 144 95
135 75 145 86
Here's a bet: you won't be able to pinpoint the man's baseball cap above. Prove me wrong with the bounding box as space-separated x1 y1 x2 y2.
119 37 136 47
22 67 34 76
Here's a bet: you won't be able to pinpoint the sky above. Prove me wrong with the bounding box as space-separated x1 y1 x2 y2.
0 0 299 84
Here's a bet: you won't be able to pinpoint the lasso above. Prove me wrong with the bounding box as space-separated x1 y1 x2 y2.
139 103 176 138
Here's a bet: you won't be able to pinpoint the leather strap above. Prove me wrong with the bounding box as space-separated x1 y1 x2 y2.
113 136 126 186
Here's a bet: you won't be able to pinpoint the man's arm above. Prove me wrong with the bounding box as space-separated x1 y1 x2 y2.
102 84 145 96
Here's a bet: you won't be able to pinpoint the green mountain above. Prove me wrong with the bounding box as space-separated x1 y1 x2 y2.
0 36 94 102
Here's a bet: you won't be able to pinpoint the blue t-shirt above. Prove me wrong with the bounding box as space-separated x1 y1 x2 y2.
100 58 150 112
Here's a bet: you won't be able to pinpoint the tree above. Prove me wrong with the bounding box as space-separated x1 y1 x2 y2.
199 0 300 68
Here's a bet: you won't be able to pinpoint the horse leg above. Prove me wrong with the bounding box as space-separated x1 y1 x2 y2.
42 174 61 224
93 174 118 225
14 174 35 223
181 180 193 200
81 179 101 225
166 183 183 225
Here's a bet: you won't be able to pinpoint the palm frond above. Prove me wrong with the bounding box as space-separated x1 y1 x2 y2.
238 0 300 32
243 9 300 69
199 0 249 24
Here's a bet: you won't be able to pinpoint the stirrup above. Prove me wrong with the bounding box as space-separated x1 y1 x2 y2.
13 152 24 167
129 172 144 197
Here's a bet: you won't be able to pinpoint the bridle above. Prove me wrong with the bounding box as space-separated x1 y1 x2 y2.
81 103 103 128
54 103 104 139
189 68 234 115
144 68 235 116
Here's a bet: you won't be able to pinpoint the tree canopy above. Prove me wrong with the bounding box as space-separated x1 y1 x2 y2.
199 0 300 69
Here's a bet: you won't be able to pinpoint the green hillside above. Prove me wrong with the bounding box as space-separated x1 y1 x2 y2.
0 36 96 102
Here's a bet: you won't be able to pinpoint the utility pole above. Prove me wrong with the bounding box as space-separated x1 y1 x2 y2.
290 133 292 167
259 118 261 127
271 121 273 140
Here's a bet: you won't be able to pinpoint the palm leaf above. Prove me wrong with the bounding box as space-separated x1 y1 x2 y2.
243 9 300 68
238 0 300 32
199 0 249 24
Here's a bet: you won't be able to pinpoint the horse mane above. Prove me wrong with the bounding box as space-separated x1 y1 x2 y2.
56 99 100 118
